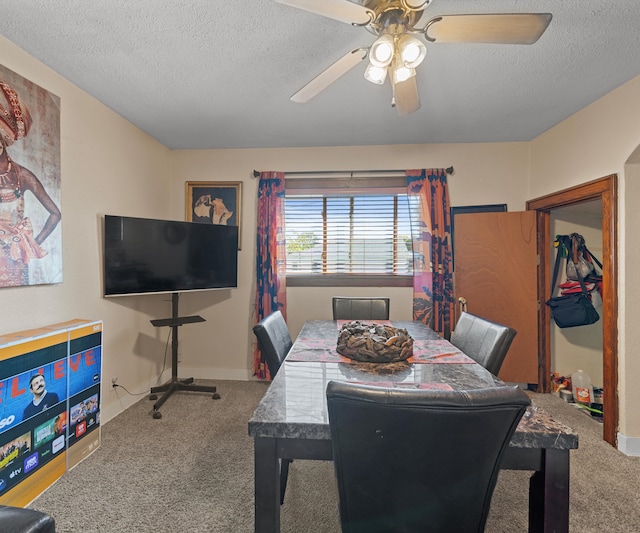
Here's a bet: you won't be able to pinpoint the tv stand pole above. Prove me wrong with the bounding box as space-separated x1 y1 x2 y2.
148 292 220 419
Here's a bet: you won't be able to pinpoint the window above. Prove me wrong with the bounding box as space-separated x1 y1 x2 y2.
285 176 413 287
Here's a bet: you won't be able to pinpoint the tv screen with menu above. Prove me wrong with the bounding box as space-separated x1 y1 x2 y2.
103 215 238 297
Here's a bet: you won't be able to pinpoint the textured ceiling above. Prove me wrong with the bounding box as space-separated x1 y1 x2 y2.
1 0 640 150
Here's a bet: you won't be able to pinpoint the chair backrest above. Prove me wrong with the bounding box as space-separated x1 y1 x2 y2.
450 312 517 376
326 382 530 533
332 297 390 321
252 310 292 377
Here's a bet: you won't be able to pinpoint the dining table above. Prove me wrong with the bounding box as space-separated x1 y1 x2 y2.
248 320 578 533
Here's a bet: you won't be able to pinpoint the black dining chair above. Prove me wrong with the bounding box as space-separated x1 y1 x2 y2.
326 381 530 533
332 297 390 321
450 312 517 376
252 310 293 505
0 505 56 533
252 310 292 378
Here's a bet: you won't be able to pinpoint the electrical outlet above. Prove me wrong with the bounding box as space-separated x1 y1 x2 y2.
111 376 118 387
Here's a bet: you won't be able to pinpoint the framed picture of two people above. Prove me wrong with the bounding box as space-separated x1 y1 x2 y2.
185 181 242 249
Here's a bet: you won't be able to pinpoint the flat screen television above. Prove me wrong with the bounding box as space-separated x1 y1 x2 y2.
103 215 238 297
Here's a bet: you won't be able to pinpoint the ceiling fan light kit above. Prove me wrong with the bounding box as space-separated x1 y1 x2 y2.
277 0 552 116
365 33 425 87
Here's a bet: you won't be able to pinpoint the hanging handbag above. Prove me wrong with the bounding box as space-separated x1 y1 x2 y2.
545 235 600 328
565 233 596 281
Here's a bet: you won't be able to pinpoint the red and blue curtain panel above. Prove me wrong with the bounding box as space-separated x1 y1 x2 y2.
253 172 287 379
406 168 455 339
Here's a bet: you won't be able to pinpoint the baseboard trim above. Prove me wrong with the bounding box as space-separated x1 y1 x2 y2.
617 433 640 456
101 369 257 425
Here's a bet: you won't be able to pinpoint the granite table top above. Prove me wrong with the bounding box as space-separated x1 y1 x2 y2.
249 320 578 451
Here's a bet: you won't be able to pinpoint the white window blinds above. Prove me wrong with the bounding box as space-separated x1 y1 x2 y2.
285 176 413 277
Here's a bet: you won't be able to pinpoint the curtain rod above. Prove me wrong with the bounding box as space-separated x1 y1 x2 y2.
251 167 454 179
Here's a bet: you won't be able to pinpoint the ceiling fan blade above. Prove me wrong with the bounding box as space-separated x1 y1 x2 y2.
275 0 373 25
424 14 553 45
393 76 420 116
291 48 368 103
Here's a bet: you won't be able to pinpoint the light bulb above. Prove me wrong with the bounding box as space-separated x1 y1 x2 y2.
398 35 426 69
392 65 415 84
369 34 395 68
364 64 388 85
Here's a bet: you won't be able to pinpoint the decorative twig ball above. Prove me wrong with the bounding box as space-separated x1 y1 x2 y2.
336 321 413 363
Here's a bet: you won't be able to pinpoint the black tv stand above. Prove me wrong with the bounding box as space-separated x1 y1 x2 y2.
148 292 220 419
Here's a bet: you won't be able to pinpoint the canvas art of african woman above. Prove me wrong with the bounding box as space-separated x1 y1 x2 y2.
0 66 61 287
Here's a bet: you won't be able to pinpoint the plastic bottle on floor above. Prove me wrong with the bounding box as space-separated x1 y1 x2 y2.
571 369 594 405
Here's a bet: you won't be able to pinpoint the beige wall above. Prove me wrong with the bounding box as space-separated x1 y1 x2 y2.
172 143 529 343
623 154 640 450
0 36 175 422
3 34 640 450
530 75 640 448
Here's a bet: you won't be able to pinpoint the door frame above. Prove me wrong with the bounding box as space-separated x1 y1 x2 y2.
527 174 618 446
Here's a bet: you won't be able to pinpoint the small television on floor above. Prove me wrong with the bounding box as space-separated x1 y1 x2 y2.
103 215 238 297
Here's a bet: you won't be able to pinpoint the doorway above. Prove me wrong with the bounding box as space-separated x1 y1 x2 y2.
527 174 618 447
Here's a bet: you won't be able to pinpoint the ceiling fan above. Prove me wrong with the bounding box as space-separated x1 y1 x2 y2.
276 0 552 116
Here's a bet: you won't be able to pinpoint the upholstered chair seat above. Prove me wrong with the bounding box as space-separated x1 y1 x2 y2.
0 505 56 533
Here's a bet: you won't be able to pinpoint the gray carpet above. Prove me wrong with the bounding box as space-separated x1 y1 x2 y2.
29 381 640 532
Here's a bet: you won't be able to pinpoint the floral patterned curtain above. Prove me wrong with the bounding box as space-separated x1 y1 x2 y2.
253 171 287 379
406 169 455 338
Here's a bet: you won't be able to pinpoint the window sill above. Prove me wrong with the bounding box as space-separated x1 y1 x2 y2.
286 274 413 288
